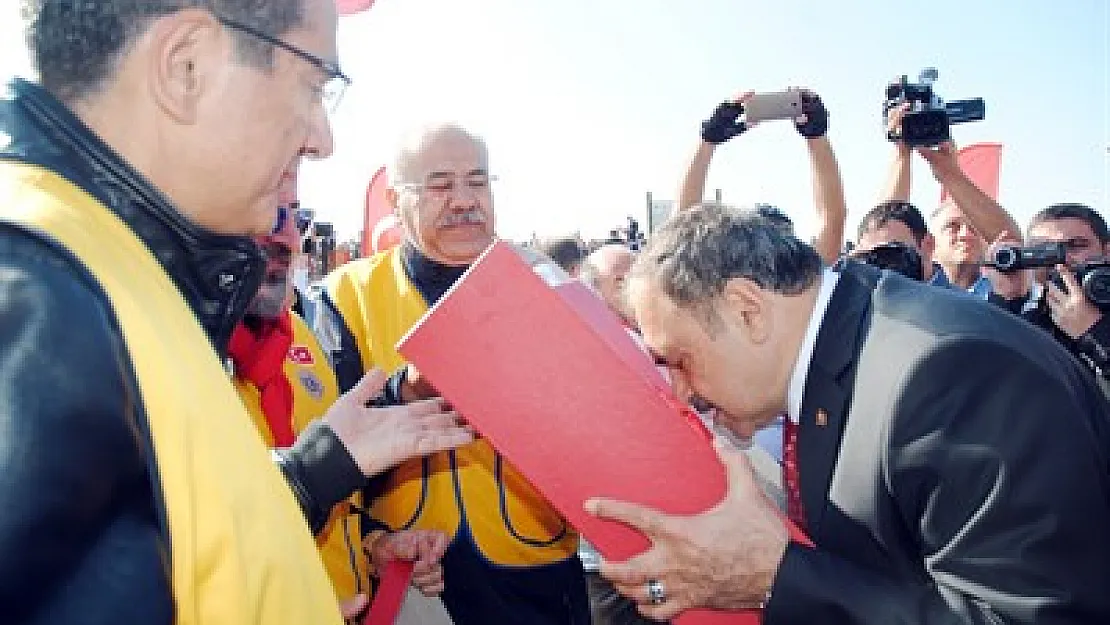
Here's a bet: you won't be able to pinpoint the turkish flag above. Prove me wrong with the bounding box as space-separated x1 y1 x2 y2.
372 214 404 253
361 166 392 257
288 346 315 365
336 0 376 16
940 143 1003 204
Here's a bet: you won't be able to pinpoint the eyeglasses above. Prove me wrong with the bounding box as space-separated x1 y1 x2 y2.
272 204 313 236
216 16 351 111
396 173 497 197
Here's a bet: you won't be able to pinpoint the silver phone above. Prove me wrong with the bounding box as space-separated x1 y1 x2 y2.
744 90 804 124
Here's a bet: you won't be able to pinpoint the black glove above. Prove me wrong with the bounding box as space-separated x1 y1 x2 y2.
701 101 748 144
794 91 829 138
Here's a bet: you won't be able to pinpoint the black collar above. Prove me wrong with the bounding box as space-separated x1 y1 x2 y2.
0 78 264 357
399 241 469 305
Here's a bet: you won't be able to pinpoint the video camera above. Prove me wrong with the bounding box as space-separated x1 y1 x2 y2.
1049 260 1110 313
988 242 1068 273
847 241 924 282
884 68 986 147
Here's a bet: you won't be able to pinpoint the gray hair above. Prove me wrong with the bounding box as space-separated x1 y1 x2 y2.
631 203 822 318
387 123 489 187
21 0 306 104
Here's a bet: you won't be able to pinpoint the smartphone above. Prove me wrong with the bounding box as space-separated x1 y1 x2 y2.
744 90 803 124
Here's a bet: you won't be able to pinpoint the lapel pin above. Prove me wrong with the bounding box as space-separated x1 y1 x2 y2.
815 408 828 427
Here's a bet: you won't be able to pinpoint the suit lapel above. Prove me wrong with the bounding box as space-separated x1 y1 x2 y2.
797 266 874 538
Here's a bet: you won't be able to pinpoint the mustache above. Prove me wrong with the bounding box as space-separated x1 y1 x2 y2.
437 210 487 227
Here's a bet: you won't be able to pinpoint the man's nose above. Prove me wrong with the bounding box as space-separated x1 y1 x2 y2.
303 104 335 160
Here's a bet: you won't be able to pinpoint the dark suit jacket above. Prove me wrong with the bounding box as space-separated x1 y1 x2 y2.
764 263 1110 624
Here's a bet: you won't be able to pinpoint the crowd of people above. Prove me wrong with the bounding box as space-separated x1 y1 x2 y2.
1 1 1109 625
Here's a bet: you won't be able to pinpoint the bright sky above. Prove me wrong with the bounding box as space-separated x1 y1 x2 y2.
3 0 1107 244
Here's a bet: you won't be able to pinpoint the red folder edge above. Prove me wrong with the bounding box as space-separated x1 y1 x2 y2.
397 241 813 624
363 559 415 625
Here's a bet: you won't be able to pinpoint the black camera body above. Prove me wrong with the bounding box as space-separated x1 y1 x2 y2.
990 242 1068 273
847 241 924 282
1049 260 1110 312
885 69 986 147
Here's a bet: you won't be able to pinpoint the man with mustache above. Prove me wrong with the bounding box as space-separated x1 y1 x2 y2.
317 124 589 625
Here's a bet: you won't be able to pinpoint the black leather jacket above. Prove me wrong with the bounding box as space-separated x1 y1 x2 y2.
0 79 362 623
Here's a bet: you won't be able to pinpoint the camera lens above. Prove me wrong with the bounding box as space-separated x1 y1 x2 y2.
993 247 1018 272
1083 268 1110 306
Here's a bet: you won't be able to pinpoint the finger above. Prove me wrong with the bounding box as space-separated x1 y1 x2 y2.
1056 264 1081 294
339 594 370 619
416 412 467 430
713 436 761 496
414 578 446 597
596 550 660 587
1045 281 1066 306
399 396 450 416
991 230 1017 248
348 368 389 406
411 429 475 456
411 568 443 589
639 599 684 623
584 497 668 538
611 580 654 604
422 530 450 563
731 90 755 104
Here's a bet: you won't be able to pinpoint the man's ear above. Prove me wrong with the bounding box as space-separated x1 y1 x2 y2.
386 186 400 213
720 277 770 343
921 233 936 261
144 9 223 125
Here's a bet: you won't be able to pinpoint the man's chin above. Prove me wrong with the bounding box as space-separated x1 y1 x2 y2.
436 239 495 265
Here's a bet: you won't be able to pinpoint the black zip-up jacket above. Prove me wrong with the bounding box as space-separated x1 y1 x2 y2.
0 78 363 624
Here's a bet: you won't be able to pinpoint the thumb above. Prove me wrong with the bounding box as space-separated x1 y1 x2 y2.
339 594 369 619
345 367 388 406
713 436 759 494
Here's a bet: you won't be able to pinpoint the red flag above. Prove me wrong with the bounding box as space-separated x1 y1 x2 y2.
372 214 403 254
940 143 1003 203
361 166 391 257
336 0 376 16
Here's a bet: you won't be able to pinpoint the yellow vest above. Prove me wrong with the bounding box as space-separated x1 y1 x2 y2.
325 248 578 566
233 312 371 600
0 163 342 624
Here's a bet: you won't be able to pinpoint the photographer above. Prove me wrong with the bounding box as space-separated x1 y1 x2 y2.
988 204 1110 384
878 103 1022 296
849 200 931 281
677 88 847 265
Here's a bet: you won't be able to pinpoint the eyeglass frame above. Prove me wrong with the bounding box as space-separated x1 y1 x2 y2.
215 15 351 111
393 171 499 197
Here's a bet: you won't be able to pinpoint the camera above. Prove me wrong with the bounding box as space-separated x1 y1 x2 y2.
1048 260 1110 312
847 241 924 281
989 242 1067 273
884 68 986 147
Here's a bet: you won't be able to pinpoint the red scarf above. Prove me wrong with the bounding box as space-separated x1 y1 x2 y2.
228 311 296 447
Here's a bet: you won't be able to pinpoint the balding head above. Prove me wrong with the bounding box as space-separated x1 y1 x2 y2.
386 123 495 266
581 244 636 322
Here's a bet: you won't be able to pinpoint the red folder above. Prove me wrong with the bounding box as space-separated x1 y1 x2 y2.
397 241 811 624
363 560 414 625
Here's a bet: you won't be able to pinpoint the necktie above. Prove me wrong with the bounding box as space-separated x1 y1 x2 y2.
783 417 807 531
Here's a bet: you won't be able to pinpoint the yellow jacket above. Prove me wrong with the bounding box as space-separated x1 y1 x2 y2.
2 162 343 624
322 245 588 625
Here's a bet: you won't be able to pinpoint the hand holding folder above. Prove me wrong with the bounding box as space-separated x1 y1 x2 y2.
397 241 812 624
